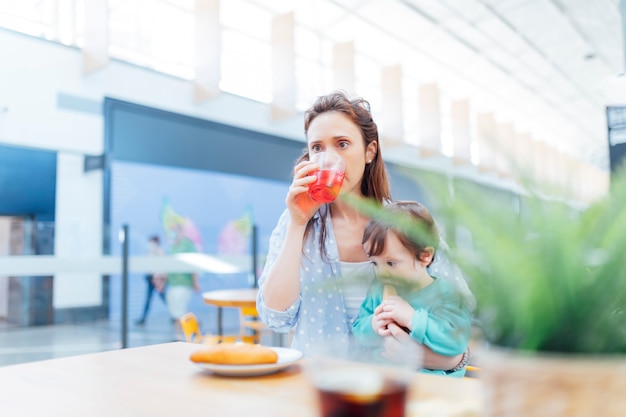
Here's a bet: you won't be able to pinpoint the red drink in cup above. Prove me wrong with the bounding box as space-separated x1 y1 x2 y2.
309 152 346 203
309 170 345 203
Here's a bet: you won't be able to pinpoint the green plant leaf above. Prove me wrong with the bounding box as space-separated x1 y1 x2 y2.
345 167 626 354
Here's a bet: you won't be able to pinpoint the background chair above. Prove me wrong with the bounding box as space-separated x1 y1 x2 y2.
239 306 267 344
179 312 256 345
179 312 209 344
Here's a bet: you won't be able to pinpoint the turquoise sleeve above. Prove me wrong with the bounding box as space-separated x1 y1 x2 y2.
352 282 383 347
409 303 472 356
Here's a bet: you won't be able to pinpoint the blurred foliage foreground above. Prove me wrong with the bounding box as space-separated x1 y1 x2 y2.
345 168 626 354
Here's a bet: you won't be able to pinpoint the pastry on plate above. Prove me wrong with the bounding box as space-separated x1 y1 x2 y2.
190 343 279 365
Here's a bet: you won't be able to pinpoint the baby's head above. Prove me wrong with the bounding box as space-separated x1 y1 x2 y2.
362 201 440 268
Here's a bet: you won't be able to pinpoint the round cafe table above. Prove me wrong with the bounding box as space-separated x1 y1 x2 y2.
202 288 258 337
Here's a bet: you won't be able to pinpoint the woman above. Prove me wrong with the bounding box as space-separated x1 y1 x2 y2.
257 91 469 371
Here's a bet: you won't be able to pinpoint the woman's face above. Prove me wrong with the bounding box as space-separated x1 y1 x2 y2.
306 111 376 197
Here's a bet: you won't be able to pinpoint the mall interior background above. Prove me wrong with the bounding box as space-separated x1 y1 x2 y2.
0 0 624 365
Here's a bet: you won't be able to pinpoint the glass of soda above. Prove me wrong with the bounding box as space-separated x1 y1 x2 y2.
305 338 421 417
308 152 346 203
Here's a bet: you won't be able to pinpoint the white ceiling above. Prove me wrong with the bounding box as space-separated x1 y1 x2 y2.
254 0 625 171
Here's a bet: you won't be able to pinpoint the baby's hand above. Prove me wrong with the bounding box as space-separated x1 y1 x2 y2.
372 304 394 336
379 296 414 331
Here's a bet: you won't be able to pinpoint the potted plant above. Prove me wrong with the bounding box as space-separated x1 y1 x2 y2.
345 168 626 417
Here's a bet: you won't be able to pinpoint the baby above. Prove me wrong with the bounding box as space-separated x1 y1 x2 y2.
352 201 472 377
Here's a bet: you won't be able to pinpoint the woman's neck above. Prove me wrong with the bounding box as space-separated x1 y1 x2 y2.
328 198 371 263
329 199 368 223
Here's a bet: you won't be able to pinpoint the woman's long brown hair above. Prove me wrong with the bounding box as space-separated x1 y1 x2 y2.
298 90 392 260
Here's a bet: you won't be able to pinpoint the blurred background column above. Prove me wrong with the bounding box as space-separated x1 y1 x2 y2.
583 164 610 203
476 113 496 173
495 122 514 179
514 132 535 185
563 155 579 199
418 83 441 158
535 141 552 193
82 0 109 75
271 12 296 121
53 153 103 319
569 159 583 202
332 41 355 95
546 146 560 193
451 99 471 166
194 0 221 102
380 64 404 148
555 151 569 196
532 141 549 191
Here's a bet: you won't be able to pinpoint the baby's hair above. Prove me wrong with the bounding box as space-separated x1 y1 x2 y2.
362 201 439 265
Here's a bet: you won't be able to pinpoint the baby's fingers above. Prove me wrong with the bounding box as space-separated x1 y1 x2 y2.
378 328 392 336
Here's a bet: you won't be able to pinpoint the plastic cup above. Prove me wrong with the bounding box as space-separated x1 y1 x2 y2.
308 152 346 203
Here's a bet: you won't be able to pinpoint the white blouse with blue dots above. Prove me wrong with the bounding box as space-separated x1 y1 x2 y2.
256 206 474 355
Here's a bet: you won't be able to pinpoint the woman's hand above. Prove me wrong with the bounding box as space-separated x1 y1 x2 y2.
384 323 463 370
286 160 322 226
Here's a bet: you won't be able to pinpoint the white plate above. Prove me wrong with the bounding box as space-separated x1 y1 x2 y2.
193 347 303 377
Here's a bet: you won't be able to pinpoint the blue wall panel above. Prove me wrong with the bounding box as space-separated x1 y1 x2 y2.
0 145 56 221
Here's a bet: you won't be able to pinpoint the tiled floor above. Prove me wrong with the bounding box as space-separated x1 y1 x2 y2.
0 308 247 367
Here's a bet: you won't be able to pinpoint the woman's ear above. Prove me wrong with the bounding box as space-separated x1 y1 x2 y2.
418 247 435 266
366 141 378 162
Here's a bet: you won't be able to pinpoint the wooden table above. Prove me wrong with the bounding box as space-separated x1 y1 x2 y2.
202 288 258 336
0 342 482 417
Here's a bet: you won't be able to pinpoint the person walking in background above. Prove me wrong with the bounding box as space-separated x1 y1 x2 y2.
161 198 202 327
135 235 167 326
165 222 199 323
352 201 472 376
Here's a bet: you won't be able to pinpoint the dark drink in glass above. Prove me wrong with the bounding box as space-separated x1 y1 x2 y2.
312 364 409 417
316 376 407 417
